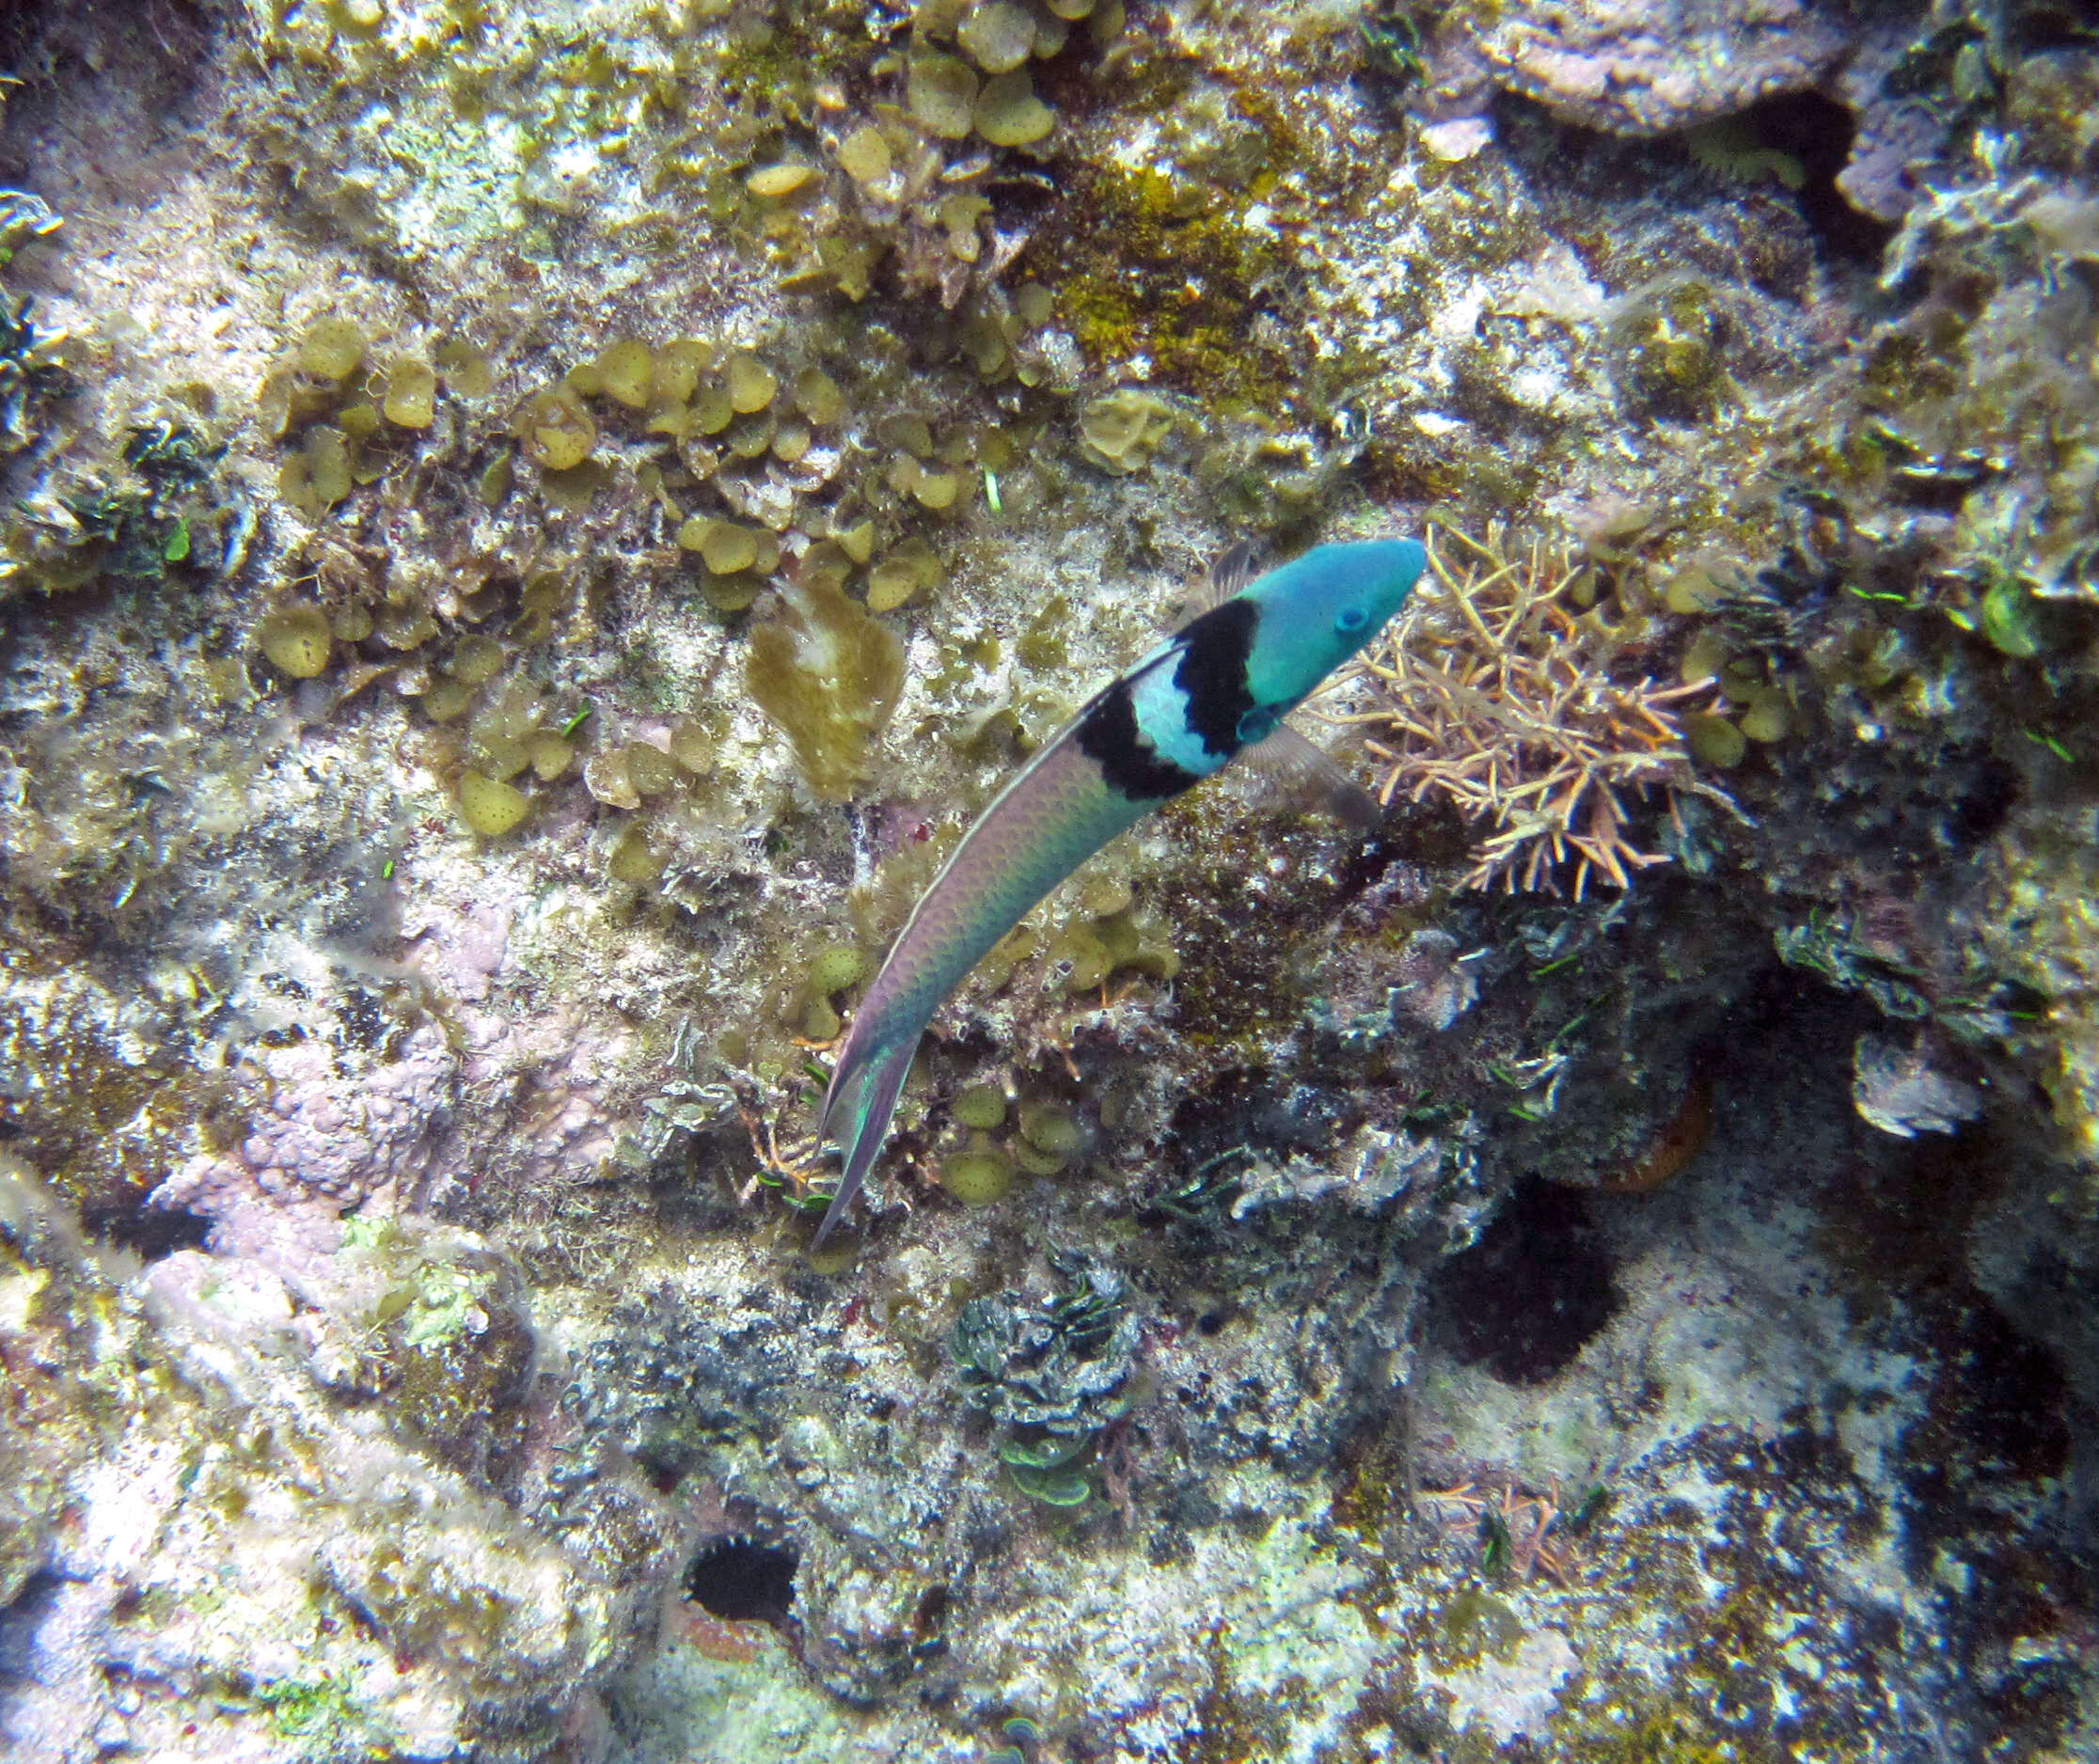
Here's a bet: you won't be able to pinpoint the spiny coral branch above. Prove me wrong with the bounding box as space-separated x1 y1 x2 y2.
1334 524 1731 901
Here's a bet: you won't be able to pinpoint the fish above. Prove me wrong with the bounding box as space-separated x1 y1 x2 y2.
811 536 1428 1248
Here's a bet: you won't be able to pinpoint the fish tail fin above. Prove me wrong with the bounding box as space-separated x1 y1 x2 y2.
811 1022 915 1250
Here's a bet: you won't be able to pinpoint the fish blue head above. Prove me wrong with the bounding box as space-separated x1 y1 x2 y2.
1239 538 1427 714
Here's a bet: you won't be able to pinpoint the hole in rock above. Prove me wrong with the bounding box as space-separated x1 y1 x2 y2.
684 1537 797 1626
1424 1175 1622 1383
86 1201 212 1261
1727 89 1899 266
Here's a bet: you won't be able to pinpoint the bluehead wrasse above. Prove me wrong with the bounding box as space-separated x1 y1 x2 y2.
811 537 1428 1248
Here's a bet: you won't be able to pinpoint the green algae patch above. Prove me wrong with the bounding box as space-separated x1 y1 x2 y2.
795 943 869 1040
1428 1584 1525 1669
278 425 354 516
1078 387 1177 474
1017 1098 1083 1167
942 1137 1015 1205
458 771 531 836
257 1674 373 1749
381 354 437 429
607 825 662 885
959 3 1036 71
1683 711 1747 769
257 604 333 678
1045 894 1179 1002
516 386 596 470
807 945 868 999
907 54 980 141
1031 135 1304 405
974 71 1055 148
747 580 906 801
953 1083 1008 1131
866 539 945 612
295 317 367 382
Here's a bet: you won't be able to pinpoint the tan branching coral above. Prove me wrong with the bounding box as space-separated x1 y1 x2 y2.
1334 525 1727 900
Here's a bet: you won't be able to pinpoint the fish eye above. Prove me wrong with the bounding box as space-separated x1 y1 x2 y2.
1334 605 1369 634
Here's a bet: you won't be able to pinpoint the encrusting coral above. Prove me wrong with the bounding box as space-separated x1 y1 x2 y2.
1412 0 1853 141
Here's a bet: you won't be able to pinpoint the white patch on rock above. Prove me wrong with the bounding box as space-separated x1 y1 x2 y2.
1852 1033 1985 1138
1419 115 1494 161
1431 1627 1579 1743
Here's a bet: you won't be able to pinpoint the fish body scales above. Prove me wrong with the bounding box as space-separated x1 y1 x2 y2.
852 739 1148 1073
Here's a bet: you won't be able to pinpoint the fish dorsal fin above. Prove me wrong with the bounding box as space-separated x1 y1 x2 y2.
1243 721 1383 828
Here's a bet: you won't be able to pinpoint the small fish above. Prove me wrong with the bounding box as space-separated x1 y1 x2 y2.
813 537 1428 1247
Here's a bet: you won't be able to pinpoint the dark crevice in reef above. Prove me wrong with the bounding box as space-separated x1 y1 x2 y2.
1423 1174 1622 1384
1491 83 1897 279
1728 88 1901 268
83 1198 212 1261
684 1537 798 1627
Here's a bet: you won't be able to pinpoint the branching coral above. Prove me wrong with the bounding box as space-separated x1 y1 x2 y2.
1334 526 1728 900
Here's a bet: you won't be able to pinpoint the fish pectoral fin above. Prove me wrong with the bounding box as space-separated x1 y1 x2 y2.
1205 537 1265 606
1243 721 1384 828
1167 538 1267 626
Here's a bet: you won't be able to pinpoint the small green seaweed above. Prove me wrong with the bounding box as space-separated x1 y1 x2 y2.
1005 1458 1091 1505
954 1250 1139 1505
255 1674 367 1748
1774 910 1933 1020
996 1431 1090 1471
1359 0 1428 89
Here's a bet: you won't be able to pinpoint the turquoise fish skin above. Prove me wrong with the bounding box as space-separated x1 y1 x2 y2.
813 537 1428 1247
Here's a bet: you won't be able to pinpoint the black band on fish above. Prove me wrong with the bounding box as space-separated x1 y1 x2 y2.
1172 599 1260 761
1077 680 1202 801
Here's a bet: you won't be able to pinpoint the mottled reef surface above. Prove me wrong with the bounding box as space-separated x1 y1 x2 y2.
1 0 2096 1759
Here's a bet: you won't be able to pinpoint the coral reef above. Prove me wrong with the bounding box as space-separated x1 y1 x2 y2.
155 1018 460 1265
0 0 2094 1756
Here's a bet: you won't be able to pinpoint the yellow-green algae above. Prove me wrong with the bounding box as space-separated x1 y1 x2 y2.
747 579 907 802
